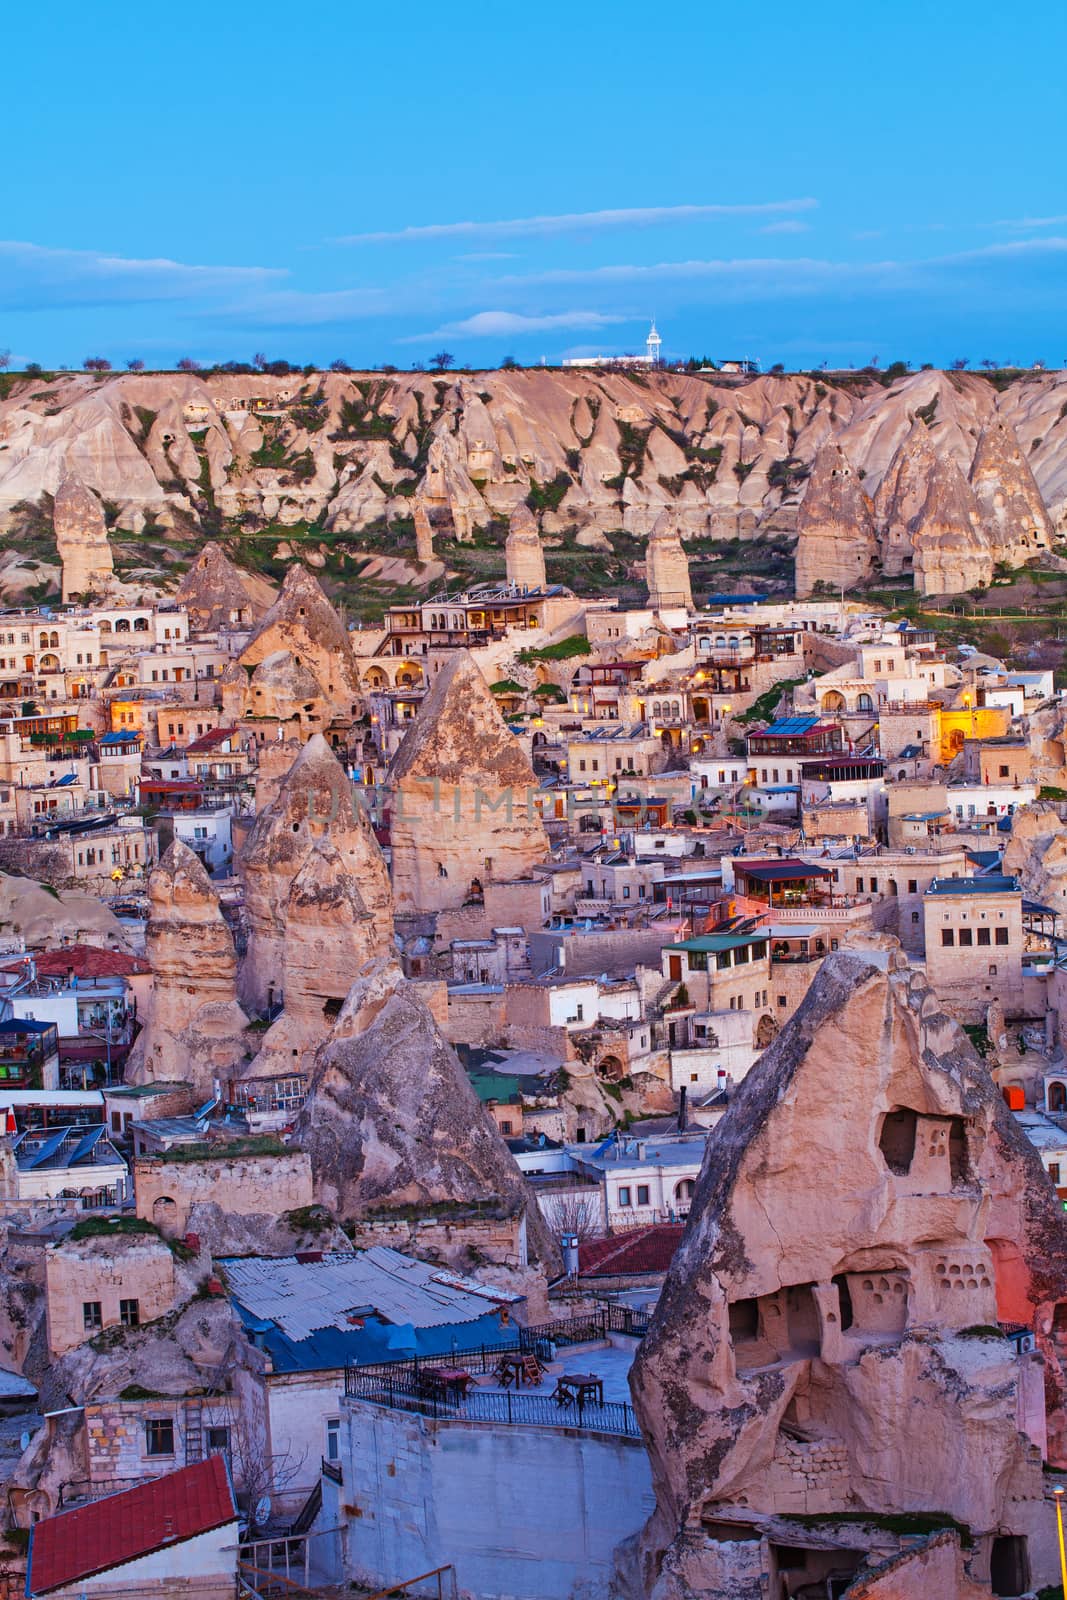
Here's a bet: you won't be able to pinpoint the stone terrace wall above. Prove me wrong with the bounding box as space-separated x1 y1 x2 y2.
134 1150 313 1234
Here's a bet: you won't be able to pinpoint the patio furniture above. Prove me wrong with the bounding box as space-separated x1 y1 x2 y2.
494 1352 544 1388
552 1372 605 1410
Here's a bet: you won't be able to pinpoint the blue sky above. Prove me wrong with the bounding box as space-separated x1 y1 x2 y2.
4 1 1066 371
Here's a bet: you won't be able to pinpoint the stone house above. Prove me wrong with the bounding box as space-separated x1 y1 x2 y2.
45 1226 176 1356
133 1144 313 1236
922 875 1025 1022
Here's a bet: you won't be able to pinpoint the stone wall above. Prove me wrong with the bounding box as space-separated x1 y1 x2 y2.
134 1150 313 1235
45 1234 176 1357
334 1399 654 1600
348 1208 527 1269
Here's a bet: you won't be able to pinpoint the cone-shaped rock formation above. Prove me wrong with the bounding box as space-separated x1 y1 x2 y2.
794 443 878 598
127 840 248 1092
626 954 1067 1600
387 651 549 914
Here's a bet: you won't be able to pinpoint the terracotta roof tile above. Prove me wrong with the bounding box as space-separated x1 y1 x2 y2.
579 1223 684 1277
28 1456 236 1595
2 948 150 979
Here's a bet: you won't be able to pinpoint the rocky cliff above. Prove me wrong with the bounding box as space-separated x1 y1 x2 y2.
2 366 1065 600
626 953 1067 1599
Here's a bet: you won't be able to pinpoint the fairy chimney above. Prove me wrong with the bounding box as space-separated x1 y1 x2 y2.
238 734 393 1015
387 651 549 914
54 477 114 603
126 840 248 1093
794 443 877 598
645 511 692 612
413 501 435 564
626 955 1067 1600
505 503 547 591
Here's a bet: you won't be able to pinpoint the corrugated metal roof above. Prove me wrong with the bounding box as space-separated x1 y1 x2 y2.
221 1247 520 1342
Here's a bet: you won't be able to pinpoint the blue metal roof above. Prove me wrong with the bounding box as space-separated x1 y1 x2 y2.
100 731 141 745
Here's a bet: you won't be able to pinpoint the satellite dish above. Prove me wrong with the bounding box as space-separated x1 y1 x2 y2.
254 1496 271 1528
19 1432 30 1453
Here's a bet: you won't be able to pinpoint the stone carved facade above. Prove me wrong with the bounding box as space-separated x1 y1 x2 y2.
626 954 1067 1600
505 503 547 590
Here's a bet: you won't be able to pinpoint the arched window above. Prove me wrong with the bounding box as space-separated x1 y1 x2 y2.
1050 1082 1067 1114
133 616 149 632
822 690 846 713
115 618 130 633
857 692 875 713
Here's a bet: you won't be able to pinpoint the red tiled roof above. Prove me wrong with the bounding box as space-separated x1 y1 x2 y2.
185 726 237 753
579 1223 684 1278
28 1456 236 1595
1 948 150 979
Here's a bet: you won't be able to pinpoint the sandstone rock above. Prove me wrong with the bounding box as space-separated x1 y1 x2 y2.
413 500 435 563
239 734 393 1016
505 503 547 590
387 651 549 914
1001 801 1067 915
174 541 277 633
873 419 937 577
230 563 363 734
127 840 248 1092
794 443 878 597
53 476 114 603
969 417 1052 564
294 958 558 1270
645 511 693 611
627 955 1067 1599
912 453 992 596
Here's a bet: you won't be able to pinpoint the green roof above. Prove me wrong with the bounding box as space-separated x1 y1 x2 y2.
665 933 768 954
467 1070 522 1104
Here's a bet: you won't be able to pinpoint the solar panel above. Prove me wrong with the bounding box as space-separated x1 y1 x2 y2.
25 1128 69 1168
68 1126 106 1165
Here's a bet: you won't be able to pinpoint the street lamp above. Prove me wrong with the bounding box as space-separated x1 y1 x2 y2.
1055 1484 1067 1596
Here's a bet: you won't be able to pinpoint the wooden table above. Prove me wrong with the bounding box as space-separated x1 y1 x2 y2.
419 1367 473 1401
552 1372 605 1409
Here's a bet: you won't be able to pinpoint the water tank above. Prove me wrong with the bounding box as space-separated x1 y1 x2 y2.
561 1234 580 1277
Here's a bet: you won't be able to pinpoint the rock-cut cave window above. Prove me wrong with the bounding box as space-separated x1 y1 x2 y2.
728 1297 759 1343
879 1109 918 1176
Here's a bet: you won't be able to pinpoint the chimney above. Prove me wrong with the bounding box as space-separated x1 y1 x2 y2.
678 1085 688 1133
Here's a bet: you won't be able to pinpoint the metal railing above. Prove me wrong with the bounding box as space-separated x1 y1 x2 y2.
344 1366 641 1439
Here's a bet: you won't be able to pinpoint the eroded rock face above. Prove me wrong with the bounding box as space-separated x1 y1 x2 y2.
238 734 393 1016
627 955 1067 1600
874 420 938 577
912 453 991 596
387 650 549 914
127 840 248 1092
413 500 435 563
793 444 877 597
227 563 363 734
53 476 113 603
645 511 693 611
1002 802 1067 915
294 958 558 1270
174 540 277 633
504 503 547 590
970 417 1052 563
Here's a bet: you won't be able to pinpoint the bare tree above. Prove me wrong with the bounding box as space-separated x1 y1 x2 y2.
83 356 111 371
177 357 201 372
252 351 268 370
500 355 520 370
541 1190 604 1241
0 350 10 371
430 350 455 372
980 358 998 371
329 358 350 372
126 358 146 372
951 357 969 370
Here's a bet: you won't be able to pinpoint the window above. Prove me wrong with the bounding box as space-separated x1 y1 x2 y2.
908 879 918 894
145 1418 175 1457
1050 1164 1061 1185
869 877 878 893
618 1186 632 1207
325 1418 341 1462
988 964 998 976
977 927 991 946
941 929 955 946
958 928 973 947
120 1298 140 1328
82 1301 102 1330
499 1119 513 1135
207 1425 230 1456
999 765 1009 778
637 1184 650 1206
995 927 1009 945
856 877 864 893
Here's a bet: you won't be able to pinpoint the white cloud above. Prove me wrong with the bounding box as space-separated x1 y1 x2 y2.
399 309 627 344
455 251 519 262
0 239 284 311
760 220 810 235
338 199 818 245
991 214 1067 229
